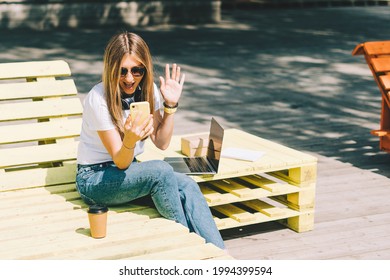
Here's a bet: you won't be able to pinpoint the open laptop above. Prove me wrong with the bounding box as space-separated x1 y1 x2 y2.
164 117 224 175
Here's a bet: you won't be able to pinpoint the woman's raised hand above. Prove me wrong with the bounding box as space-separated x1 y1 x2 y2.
159 63 185 106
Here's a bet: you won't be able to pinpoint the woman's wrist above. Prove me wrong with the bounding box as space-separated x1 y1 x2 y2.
163 102 178 114
122 142 136 150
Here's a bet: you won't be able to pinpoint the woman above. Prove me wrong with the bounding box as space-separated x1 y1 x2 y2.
76 31 225 249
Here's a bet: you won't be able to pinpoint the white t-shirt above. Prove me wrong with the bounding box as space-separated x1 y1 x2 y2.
77 82 162 165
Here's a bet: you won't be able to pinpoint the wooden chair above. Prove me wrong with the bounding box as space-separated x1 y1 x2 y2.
0 60 232 260
352 41 390 152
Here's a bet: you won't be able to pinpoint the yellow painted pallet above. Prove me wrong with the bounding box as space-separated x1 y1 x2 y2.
201 174 314 232
138 129 318 233
0 60 232 260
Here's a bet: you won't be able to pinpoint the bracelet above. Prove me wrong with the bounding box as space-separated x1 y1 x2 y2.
123 142 136 150
163 102 178 109
163 102 178 114
164 106 177 114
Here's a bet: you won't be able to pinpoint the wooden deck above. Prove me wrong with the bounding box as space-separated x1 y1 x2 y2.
223 154 390 259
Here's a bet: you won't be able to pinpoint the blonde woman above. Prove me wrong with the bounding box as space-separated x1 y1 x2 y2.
76 32 225 249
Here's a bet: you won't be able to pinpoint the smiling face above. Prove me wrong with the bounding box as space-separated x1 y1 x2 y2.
119 53 145 95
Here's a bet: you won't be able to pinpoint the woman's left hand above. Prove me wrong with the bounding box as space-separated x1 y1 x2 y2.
159 63 185 107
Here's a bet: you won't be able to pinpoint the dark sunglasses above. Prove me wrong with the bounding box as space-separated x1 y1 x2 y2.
120 66 145 77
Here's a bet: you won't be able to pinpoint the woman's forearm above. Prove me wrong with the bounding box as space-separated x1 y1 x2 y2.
152 112 175 150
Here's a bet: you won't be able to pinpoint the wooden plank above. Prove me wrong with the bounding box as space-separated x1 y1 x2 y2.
51 233 206 260
1 217 199 259
0 190 80 210
0 79 77 101
1 205 156 234
379 74 390 91
200 181 268 207
217 207 304 230
236 174 298 193
213 204 255 223
364 41 390 56
124 243 228 260
24 229 202 260
351 43 364 56
0 141 78 168
199 184 224 203
0 184 75 200
0 97 82 122
0 211 150 242
241 200 288 218
371 57 390 72
0 60 71 80
0 118 81 145
371 129 390 137
208 179 255 198
0 165 77 192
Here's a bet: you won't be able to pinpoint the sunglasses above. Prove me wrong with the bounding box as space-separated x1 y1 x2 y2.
120 66 145 77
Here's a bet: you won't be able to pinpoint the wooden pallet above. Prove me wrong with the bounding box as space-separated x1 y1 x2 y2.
0 60 232 260
138 129 318 233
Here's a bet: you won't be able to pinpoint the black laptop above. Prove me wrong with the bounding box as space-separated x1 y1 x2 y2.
164 118 224 175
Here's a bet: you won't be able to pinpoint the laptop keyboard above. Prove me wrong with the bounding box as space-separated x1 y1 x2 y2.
184 157 213 173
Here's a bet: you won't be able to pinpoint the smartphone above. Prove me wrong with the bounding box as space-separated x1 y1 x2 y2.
130 101 150 124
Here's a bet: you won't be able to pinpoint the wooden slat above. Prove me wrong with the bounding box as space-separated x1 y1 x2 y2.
0 141 78 169
379 74 390 91
0 210 149 242
237 174 295 193
0 97 82 122
0 79 77 101
209 179 254 198
241 200 288 217
44 232 206 260
0 165 77 192
200 184 224 203
0 185 79 209
371 57 390 72
0 215 199 259
124 243 228 260
351 43 364 56
371 129 390 137
217 207 306 230
0 60 71 80
0 118 81 145
213 204 255 223
364 41 390 56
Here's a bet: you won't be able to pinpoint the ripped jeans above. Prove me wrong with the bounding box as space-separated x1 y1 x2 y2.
76 159 225 249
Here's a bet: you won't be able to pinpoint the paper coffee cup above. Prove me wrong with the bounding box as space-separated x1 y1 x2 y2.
87 205 108 239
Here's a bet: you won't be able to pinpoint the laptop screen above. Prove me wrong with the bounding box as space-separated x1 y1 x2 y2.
206 118 224 171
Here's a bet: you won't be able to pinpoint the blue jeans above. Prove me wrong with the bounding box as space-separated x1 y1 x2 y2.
76 159 225 249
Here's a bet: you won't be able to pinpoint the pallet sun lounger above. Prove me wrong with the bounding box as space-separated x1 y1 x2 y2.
0 60 232 260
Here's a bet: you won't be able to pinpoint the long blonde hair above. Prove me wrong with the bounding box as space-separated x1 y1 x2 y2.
102 32 155 139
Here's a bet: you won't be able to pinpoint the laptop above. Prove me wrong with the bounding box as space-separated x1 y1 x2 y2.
164 117 224 175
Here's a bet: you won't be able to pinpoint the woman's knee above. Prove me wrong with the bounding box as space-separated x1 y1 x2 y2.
147 160 174 177
175 172 202 196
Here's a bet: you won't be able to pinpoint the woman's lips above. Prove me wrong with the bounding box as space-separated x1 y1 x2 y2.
123 81 135 92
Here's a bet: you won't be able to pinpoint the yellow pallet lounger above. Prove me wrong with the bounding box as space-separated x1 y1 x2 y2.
0 60 232 260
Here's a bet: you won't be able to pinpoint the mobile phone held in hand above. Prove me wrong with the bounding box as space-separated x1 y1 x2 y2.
130 101 150 124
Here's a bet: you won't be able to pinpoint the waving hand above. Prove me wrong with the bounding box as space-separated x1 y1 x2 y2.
159 63 185 107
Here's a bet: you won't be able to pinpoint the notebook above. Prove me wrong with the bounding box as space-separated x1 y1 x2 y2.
164 117 224 175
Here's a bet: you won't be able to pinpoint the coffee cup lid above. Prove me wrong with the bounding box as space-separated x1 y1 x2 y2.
88 205 108 214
